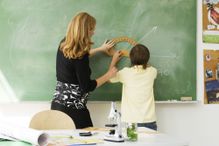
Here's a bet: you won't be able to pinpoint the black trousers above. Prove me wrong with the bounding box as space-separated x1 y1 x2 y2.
51 100 93 129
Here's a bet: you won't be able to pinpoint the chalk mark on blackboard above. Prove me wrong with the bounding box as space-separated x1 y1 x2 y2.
137 26 158 43
151 54 177 59
128 1 141 36
175 81 192 94
158 69 170 76
8 16 30 68
7 16 14 26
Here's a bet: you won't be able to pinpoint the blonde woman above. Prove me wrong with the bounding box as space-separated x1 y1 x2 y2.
51 12 117 129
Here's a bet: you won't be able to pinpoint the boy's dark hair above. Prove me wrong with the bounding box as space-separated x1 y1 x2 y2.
130 44 150 69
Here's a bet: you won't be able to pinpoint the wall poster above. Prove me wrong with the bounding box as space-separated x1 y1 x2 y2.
203 0 219 43
204 49 219 104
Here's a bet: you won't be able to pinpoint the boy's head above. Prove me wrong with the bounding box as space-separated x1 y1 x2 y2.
130 44 150 69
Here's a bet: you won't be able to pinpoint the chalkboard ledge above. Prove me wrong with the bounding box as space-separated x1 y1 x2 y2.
87 100 200 104
155 100 200 104
0 100 200 105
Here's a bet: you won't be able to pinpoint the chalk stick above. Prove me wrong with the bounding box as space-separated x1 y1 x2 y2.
180 96 192 101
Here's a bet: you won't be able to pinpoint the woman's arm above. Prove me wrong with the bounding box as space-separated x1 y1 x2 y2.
96 66 118 88
96 51 123 87
74 55 97 93
89 40 115 57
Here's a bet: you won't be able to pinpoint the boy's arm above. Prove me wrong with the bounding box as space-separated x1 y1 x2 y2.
109 51 123 83
109 50 122 69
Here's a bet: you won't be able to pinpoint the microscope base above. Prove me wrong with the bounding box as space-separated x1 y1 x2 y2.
104 135 125 142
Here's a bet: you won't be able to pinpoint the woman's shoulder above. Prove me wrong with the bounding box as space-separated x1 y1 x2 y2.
72 53 89 65
77 53 89 60
60 37 66 43
58 37 66 49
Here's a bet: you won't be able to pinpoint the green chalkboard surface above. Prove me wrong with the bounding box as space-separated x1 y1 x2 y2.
0 0 196 102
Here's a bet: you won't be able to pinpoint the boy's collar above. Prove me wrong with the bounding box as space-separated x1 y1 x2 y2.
133 65 143 69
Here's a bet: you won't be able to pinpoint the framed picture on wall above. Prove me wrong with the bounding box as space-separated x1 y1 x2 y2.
204 49 219 104
203 0 219 43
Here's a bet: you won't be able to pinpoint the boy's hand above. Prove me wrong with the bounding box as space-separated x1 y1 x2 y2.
109 50 123 69
112 50 122 63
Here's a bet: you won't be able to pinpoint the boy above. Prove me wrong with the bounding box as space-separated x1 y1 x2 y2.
109 44 157 130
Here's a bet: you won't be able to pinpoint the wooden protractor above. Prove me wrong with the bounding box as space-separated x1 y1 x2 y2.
105 36 137 57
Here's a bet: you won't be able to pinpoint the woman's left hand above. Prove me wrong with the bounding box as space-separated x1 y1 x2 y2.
100 40 115 52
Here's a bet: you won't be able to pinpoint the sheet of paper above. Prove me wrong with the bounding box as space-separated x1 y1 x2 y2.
0 121 49 145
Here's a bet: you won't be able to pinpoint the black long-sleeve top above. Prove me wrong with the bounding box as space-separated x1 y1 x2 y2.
56 47 97 93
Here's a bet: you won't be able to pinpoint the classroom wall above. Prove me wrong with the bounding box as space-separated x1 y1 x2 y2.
0 0 219 146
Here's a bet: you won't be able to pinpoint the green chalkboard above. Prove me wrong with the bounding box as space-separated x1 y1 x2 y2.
0 0 196 102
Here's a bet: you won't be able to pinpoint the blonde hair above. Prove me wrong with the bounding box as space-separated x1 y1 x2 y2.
60 12 96 59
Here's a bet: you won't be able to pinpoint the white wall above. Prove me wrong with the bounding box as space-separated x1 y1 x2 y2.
1 0 219 146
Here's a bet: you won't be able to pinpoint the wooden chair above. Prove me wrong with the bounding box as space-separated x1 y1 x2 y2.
29 110 75 130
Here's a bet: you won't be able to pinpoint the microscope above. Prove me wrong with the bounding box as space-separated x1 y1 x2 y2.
104 102 124 142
